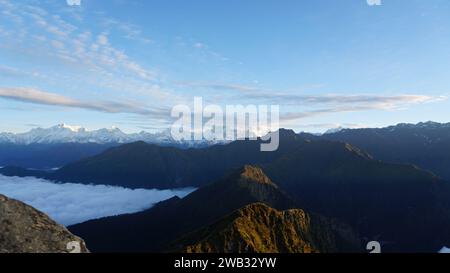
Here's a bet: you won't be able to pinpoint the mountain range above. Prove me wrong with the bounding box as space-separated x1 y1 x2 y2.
0 142 116 170
68 166 362 253
56 129 450 252
3 121 450 252
0 123 224 147
3 121 450 178
0 123 224 169
319 121 450 181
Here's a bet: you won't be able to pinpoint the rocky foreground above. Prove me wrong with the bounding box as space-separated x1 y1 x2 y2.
0 194 89 253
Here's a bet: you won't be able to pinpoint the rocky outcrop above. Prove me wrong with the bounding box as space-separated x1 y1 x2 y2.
171 203 361 253
0 194 89 253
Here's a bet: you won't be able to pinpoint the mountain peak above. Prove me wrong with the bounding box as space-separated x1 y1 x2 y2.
172 202 362 253
391 121 450 130
278 128 297 137
324 126 345 135
238 165 274 185
55 123 84 132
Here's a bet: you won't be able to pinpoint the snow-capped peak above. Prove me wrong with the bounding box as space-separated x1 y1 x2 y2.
0 124 128 145
55 123 84 132
323 126 345 135
390 121 450 131
0 124 224 147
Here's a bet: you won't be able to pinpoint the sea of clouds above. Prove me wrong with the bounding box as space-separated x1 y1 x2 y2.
0 174 195 226
439 247 450 253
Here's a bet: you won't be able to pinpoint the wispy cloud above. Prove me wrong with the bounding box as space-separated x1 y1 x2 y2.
24 123 42 128
181 82 446 120
0 65 48 81
296 123 368 130
0 66 24 78
0 1 163 98
187 81 443 106
177 82 260 93
279 99 441 123
193 42 207 49
263 94 443 108
100 17 153 44
183 81 443 104
0 87 171 119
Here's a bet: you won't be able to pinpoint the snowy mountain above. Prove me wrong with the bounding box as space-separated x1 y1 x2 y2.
323 126 345 135
0 124 130 145
386 121 450 131
0 124 224 147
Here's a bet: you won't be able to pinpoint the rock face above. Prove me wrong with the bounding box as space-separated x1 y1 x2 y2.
0 194 89 253
172 203 361 253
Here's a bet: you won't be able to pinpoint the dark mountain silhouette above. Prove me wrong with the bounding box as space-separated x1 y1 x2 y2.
262 140 450 252
55 131 306 188
0 130 303 189
321 121 450 181
0 194 89 253
69 166 361 253
4 122 450 185
170 203 361 253
66 136 450 252
0 166 49 178
0 143 115 170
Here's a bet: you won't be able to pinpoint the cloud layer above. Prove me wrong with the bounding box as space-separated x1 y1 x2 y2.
181 82 446 123
439 247 450 253
0 174 195 226
0 87 171 119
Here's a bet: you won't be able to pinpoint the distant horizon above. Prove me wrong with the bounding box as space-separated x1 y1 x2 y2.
1 120 449 136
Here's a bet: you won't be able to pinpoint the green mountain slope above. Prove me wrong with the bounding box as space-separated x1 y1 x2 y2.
171 203 361 253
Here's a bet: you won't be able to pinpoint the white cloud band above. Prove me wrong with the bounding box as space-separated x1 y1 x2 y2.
0 174 195 226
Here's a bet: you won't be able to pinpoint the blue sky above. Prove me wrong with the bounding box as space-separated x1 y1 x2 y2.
1 0 450 133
